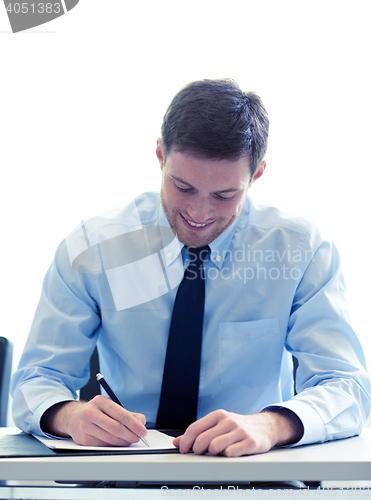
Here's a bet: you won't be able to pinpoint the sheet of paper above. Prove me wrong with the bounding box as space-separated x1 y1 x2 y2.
33 429 177 452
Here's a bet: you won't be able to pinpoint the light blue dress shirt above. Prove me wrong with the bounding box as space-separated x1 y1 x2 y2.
11 192 371 445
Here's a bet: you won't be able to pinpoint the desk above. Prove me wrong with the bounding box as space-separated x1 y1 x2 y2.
0 428 370 499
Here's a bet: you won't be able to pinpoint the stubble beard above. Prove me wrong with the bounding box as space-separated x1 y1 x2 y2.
160 193 236 248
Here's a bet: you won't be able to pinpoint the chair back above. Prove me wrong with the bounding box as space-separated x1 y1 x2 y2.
0 337 13 426
80 347 101 401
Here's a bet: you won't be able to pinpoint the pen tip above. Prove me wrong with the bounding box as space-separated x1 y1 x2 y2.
142 436 150 447
96 373 103 381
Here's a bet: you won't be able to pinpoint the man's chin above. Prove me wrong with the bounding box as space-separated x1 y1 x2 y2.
176 227 220 248
179 237 211 248
161 205 233 247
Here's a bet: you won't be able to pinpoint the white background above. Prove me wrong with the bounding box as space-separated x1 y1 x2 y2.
1 1 370 425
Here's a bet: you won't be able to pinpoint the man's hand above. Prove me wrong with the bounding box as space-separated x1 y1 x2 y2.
173 409 303 457
40 396 147 447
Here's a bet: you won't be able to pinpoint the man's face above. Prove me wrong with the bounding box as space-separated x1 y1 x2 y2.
157 142 265 248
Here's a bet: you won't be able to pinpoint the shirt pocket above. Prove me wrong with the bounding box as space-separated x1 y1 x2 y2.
218 318 282 387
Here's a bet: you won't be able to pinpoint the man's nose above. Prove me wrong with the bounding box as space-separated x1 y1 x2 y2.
186 199 212 223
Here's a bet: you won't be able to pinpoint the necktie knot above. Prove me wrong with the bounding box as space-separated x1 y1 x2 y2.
186 245 210 266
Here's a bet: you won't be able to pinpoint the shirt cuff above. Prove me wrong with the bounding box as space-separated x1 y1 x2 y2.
262 399 325 447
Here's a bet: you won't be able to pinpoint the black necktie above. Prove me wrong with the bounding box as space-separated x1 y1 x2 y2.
156 245 210 429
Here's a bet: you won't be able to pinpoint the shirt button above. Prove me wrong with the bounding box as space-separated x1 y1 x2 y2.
216 255 222 262
167 252 173 259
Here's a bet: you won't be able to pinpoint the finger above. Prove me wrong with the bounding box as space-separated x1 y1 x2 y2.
132 412 147 427
81 397 146 443
207 428 247 456
218 428 271 457
94 396 147 438
75 420 141 447
172 435 183 448
177 410 228 454
222 437 261 457
191 416 239 455
78 407 141 446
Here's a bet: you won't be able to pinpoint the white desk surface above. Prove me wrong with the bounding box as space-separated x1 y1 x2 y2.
0 427 370 483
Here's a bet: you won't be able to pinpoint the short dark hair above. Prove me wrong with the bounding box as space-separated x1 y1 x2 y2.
160 79 269 176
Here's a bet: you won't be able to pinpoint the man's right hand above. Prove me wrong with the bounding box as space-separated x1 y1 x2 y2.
40 396 148 446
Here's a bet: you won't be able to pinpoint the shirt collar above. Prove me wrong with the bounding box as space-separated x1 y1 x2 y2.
208 197 250 269
158 203 184 267
208 217 239 270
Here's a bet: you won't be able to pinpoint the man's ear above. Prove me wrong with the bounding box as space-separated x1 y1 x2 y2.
156 139 165 170
250 161 266 186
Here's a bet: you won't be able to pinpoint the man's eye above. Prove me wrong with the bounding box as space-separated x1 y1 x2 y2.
176 186 193 193
216 194 235 201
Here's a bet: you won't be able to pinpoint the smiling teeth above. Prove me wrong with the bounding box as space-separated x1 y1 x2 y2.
187 219 208 227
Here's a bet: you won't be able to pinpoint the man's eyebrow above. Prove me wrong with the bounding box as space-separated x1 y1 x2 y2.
169 174 194 188
216 187 244 194
169 174 243 193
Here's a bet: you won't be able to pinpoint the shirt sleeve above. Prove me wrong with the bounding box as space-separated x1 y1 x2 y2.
10 234 101 436
265 235 371 446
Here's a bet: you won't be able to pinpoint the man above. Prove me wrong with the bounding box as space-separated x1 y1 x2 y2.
11 79 371 458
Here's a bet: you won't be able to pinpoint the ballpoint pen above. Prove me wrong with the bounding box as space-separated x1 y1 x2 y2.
96 373 150 447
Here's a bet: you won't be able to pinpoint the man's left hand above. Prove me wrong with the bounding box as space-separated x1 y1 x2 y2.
173 409 303 457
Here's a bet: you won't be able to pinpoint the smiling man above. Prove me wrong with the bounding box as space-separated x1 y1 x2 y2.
11 79 370 458
158 147 263 248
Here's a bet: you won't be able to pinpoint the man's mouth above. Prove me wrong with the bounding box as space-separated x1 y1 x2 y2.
187 220 208 227
180 213 215 230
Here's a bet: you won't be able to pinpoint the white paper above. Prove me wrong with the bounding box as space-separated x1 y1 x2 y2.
34 430 177 452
